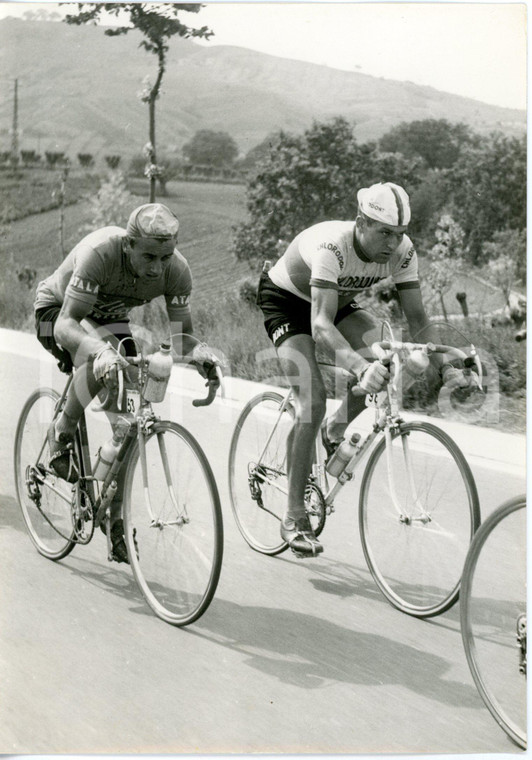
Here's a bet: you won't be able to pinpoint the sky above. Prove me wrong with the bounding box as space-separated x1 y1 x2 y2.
0 0 527 110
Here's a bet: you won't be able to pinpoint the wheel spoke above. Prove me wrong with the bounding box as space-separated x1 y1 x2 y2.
124 421 222 626
229 392 291 554
14 389 77 560
359 422 479 617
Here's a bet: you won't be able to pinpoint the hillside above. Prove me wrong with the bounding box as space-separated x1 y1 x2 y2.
0 17 526 159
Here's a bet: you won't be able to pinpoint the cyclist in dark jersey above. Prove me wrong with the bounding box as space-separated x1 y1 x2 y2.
34 202 218 562
257 182 475 557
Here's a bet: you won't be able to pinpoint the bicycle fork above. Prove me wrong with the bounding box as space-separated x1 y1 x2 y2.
384 426 432 525
137 424 189 529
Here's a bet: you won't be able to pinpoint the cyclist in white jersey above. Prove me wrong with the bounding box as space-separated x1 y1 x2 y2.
257 182 474 557
34 203 218 562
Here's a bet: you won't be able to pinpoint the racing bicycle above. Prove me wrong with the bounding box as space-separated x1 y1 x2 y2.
460 494 527 749
14 337 224 627
228 323 482 618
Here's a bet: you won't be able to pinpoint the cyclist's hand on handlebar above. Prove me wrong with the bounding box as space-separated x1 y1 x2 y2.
442 365 479 392
191 343 222 389
358 361 390 394
92 345 129 389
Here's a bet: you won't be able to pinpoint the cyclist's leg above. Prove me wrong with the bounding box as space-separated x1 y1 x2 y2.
257 273 325 554
276 333 326 554
35 306 80 480
36 310 134 481
325 307 380 443
54 319 135 438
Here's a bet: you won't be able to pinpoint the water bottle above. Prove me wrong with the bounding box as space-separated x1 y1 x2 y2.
326 432 361 478
93 426 126 480
143 342 173 402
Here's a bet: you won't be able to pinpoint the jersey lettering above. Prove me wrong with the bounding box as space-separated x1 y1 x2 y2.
171 294 190 306
338 275 384 290
272 323 291 344
70 275 99 294
318 242 345 270
400 247 415 269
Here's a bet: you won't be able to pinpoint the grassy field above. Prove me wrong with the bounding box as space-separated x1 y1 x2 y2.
0 167 100 223
0 170 525 432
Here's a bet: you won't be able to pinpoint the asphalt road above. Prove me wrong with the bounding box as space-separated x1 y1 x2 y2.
0 338 526 755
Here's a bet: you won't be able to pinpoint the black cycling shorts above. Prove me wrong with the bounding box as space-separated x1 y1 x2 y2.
256 272 364 348
35 305 136 374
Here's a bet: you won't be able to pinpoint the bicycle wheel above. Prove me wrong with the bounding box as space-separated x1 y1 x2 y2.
14 388 77 560
460 496 526 749
359 421 480 617
123 421 223 627
228 391 326 555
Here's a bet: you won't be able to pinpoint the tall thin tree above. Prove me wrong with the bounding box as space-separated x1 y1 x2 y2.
65 3 213 201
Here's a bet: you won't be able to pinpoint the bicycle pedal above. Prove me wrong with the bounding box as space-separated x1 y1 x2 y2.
290 545 324 559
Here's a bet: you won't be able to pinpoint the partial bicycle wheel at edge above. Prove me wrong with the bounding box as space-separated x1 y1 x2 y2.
14 388 78 560
359 421 480 618
460 496 526 749
123 420 223 627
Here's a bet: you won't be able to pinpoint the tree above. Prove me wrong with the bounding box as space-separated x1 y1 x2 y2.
232 116 424 269
483 229 526 300
45 151 68 169
237 134 279 172
65 3 213 202
77 153 95 168
379 119 477 169
105 155 122 169
424 214 465 321
182 130 239 167
444 132 526 262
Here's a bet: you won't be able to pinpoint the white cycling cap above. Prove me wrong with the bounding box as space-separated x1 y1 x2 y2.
126 203 179 239
357 182 411 227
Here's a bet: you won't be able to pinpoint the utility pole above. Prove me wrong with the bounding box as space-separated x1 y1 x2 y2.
10 78 19 168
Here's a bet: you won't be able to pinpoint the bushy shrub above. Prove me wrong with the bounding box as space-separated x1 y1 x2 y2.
83 171 133 231
236 275 260 307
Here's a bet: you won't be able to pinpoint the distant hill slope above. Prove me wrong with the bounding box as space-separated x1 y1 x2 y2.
0 17 525 160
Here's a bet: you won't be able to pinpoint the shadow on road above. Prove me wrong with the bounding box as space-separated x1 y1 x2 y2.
0 494 27 533
188 595 480 708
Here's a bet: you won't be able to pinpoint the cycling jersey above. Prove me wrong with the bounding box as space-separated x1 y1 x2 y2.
34 226 192 323
268 220 419 307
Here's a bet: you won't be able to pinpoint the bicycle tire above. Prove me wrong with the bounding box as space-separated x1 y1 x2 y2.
228 391 326 556
359 421 480 618
14 388 78 560
460 496 527 749
122 420 223 627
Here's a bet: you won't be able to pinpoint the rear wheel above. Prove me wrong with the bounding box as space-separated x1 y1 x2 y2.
123 421 223 627
228 391 325 555
14 388 77 560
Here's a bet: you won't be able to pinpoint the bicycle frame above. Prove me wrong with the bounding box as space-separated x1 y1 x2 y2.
251 337 476 519
32 343 221 549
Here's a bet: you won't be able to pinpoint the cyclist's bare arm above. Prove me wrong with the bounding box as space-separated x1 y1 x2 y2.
168 307 196 357
310 286 369 376
54 296 108 365
397 286 435 341
398 287 455 369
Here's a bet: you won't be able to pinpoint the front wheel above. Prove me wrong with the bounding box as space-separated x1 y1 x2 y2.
123 421 223 627
359 421 480 618
460 496 527 749
14 388 78 560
